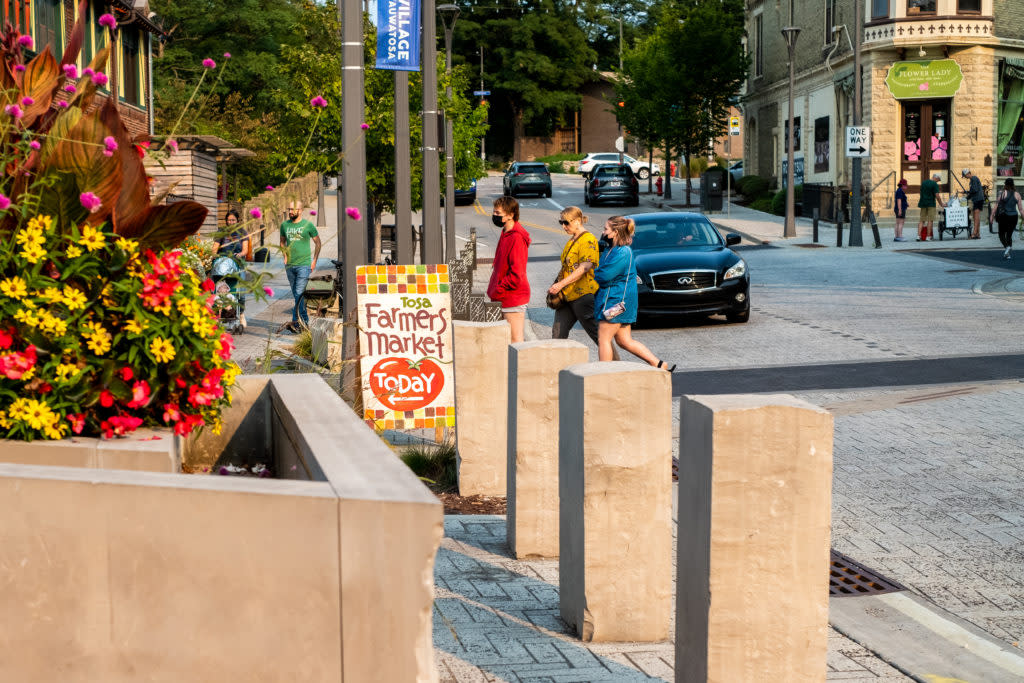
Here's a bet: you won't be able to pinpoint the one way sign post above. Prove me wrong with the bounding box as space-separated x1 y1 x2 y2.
846 126 870 158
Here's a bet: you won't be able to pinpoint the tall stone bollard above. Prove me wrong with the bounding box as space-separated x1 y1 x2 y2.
507 340 589 559
676 394 833 683
559 362 672 642
453 321 510 496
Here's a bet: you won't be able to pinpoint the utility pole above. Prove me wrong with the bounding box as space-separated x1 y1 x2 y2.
782 25 800 238
421 0 442 264
439 4 459 262
395 71 413 263
479 47 486 162
849 0 864 246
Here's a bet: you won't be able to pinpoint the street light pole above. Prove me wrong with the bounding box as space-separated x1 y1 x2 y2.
340 0 367 308
439 4 460 262
782 26 800 239
479 47 486 162
849 0 864 246
421 0 442 264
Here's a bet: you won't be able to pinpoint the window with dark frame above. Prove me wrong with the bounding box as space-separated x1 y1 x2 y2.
824 0 835 44
785 116 802 152
754 14 763 77
871 0 889 19
121 27 141 106
814 117 830 173
32 0 63 60
957 0 981 13
907 0 936 14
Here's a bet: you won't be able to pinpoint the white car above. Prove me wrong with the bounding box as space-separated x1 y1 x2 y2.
579 152 660 180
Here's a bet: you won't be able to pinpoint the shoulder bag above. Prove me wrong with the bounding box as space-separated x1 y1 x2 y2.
601 247 633 321
995 191 1007 219
546 231 586 310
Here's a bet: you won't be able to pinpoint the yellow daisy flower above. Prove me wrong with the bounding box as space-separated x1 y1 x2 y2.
150 336 175 363
20 243 45 264
82 321 112 355
0 276 28 299
124 317 148 335
66 244 83 259
115 237 138 254
43 423 68 440
27 215 53 233
13 308 40 328
79 225 105 251
41 287 63 302
55 363 80 381
62 286 87 311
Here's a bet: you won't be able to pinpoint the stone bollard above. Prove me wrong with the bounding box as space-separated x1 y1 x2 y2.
558 362 672 642
507 340 589 559
453 321 511 496
676 394 833 683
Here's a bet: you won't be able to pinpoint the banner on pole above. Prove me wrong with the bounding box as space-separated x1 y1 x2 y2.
375 0 421 71
356 264 454 431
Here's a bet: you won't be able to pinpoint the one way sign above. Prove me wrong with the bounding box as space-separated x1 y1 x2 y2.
846 126 870 158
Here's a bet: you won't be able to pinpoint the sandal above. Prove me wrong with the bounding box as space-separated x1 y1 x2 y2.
657 360 676 373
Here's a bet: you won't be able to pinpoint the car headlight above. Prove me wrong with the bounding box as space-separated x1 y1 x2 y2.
723 259 746 280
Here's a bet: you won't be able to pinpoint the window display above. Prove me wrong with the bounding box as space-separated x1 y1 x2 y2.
997 59 1024 178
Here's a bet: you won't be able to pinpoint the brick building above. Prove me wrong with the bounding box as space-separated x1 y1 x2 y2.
742 0 1022 207
2 0 160 138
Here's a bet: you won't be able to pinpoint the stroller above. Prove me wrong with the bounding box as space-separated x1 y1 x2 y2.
211 255 246 334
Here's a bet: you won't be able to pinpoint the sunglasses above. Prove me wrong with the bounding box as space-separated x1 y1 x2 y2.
558 220 570 226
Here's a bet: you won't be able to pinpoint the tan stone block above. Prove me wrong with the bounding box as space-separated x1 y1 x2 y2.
675 394 833 683
96 428 180 472
454 321 511 496
309 315 347 372
507 340 589 559
558 362 672 642
0 437 95 467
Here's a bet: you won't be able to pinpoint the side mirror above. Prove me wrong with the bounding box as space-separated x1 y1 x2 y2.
725 233 741 246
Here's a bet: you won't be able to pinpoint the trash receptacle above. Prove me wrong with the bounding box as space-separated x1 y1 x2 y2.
701 170 725 211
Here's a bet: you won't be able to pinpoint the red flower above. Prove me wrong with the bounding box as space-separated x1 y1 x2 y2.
119 367 133 381
0 345 36 380
126 380 151 408
99 389 115 408
172 413 204 436
102 415 144 438
202 278 215 292
66 413 85 434
162 402 181 424
39 382 52 394
218 333 235 360
0 328 13 350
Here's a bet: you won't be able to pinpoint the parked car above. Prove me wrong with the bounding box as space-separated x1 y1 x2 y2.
728 160 743 185
453 178 477 205
624 212 749 323
503 162 552 198
584 164 639 206
579 152 661 179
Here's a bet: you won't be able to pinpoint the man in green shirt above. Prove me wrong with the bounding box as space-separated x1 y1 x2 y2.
917 173 945 241
279 200 321 330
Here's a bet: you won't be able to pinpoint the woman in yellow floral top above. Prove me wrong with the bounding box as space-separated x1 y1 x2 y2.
548 207 613 355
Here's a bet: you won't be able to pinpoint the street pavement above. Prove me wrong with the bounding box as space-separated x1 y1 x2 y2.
432 176 1024 681
228 175 1024 680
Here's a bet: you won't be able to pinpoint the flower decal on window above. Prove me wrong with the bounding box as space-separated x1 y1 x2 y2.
931 136 948 161
904 139 920 162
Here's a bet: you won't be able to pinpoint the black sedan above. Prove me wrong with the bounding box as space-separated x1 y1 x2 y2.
625 212 750 322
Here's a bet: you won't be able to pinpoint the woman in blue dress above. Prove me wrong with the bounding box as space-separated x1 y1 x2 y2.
593 216 675 371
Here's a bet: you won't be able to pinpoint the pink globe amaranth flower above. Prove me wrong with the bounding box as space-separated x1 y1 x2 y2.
263 286 274 297
202 58 217 69
4 104 23 119
98 13 117 29
83 67 95 77
310 95 328 108
346 207 361 221
92 72 109 87
57 100 69 108
20 96 33 107
103 136 118 154
29 140 40 150
223 52 232 59
360 122 370 130
249 207 262 219
13 64 25 73
62 64 78 79
309 210 317 216
0 194 10 210
79 192 102 213
63 83 76 93
166 139 179 154
265 185 274 191
17 35 33 49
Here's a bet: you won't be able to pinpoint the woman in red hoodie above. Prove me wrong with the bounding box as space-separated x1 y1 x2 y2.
486 196 532 342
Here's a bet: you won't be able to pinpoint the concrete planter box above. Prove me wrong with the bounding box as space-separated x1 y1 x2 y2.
0 428 182 472
0 374 442 683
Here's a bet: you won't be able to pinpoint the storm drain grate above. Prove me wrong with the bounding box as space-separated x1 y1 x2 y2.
830 550 905 596
794 243 828 248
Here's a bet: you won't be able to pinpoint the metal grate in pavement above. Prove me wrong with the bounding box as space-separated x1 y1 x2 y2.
830 550 905 596
794 243 828 248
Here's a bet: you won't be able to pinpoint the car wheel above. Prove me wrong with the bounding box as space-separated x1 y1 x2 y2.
584 192 590 205
545 188 552 198
630 195 640 207
726 306 750 323
637 167 650 180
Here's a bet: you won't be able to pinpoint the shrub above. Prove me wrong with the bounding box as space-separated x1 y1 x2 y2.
535 152 585 164
750 197 774 213
770 185 803 215
688 156 709 177
737 175 770 198
547 161 566 174
400 441 458 492
291 328 314 360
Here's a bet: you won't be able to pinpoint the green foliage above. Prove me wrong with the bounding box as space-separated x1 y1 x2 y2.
547 161 567 173
291 327 313 360
737 175 770 199
770 185 803 215
750 197 774 213
400 442 458 492
536 152 585 164
688 157 709 177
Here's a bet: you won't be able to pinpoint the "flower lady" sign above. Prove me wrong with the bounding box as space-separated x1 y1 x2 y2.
356 264 454 431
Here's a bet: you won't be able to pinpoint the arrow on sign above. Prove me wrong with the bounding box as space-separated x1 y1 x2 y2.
848 146 867 154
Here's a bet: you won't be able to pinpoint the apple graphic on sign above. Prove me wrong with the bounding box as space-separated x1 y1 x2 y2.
918 82 929 91
369 357 444 410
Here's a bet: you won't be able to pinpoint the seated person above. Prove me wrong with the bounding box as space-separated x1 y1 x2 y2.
674 223 700 245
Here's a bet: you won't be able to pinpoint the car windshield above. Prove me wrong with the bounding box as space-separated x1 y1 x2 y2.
518 164 547 174
631 218 722 249
595 165 632 177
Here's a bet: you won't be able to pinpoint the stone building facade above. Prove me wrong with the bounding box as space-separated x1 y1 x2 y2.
743 0 1023 214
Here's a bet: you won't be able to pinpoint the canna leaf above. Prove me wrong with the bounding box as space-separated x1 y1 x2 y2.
69 44 110 111
35 172 89 233
43 108 122 226
19 47 58 127
130 202 208 252
39 105 83 165
99 98 150 236
61 0 90 68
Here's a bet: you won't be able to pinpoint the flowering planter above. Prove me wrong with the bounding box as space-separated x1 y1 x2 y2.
0 374 442 682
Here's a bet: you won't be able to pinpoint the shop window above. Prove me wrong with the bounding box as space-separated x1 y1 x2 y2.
121 27 142 106
814 117 829 173
785 116 802 152
823 0 835 45
957 0 981 13
871 0 889 19
32 0 62 60
997 59 1024 178
907 0 936 14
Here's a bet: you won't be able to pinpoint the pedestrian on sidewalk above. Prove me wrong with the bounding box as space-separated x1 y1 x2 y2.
548 207 617 358
214 209 250 328
963 168 985 239
991 178 1023 260
487 196 531 343
593 216 673 371
917 172 945 241
894 179 909 241
280 200 321 331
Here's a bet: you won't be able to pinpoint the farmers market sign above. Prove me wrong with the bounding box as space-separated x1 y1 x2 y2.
885 59 963 99
356 264 454 431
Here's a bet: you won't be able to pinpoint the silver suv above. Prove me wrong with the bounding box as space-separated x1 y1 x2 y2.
579 152 660 179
